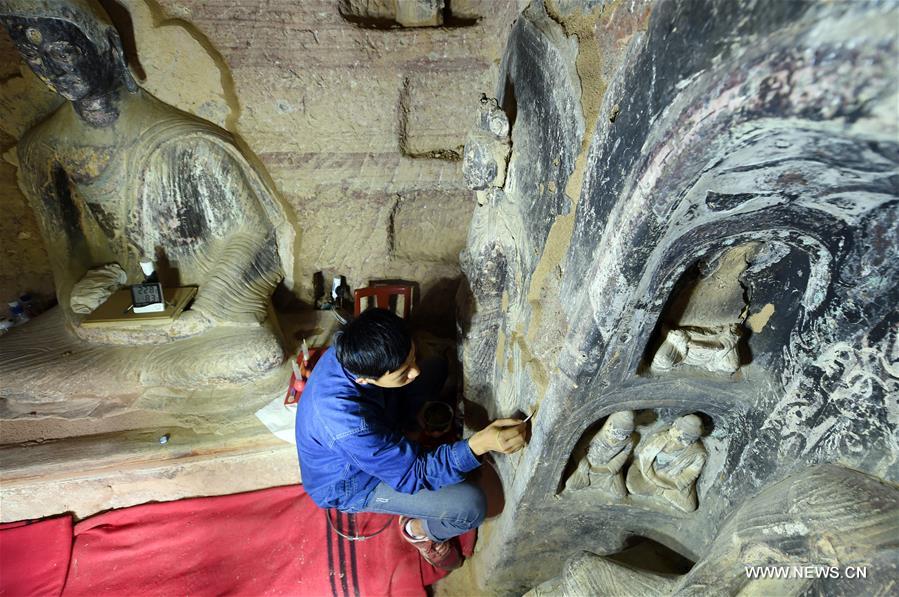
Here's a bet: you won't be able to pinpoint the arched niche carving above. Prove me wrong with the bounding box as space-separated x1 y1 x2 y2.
633 226 846 386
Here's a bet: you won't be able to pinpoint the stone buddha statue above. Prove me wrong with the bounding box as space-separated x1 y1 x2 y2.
0 0 295 386
565 411 634 498
626 414 706 512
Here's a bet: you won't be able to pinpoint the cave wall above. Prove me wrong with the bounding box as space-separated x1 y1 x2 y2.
0 0 525 319
457 0 898 592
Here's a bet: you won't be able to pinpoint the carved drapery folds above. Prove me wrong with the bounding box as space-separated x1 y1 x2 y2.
651 326 742 375
455 0 899 592
625 414 706 513
565 411 635 497
529 466 899 597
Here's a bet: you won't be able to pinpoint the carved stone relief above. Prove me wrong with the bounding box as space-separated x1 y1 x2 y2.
338 0 480 28
646 243 760 377
651 324 742 375
626 414 706 513
462 95 512 197
528 465 898 597
443 0 898 593
565 411 635 498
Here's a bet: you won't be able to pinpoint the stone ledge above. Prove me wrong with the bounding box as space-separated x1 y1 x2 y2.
0 420 299 522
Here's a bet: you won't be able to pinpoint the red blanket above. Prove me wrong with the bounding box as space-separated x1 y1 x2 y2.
1 485 473 597
0 516 72 597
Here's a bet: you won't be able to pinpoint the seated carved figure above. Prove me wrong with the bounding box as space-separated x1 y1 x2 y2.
626 414 706 512
565 411 634 498
652 324 742 374
0 0 295 386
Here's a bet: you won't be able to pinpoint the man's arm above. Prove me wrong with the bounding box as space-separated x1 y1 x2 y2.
336 425 480 494
335 417 526 495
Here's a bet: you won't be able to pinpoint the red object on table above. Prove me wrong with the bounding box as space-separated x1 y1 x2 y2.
284 346 324 405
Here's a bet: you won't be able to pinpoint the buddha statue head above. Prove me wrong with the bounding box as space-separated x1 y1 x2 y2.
603 411 635 444
586 410 634 465
669 414 703 447
1 0 137 125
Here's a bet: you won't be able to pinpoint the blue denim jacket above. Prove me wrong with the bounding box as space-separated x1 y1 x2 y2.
295 348 481 511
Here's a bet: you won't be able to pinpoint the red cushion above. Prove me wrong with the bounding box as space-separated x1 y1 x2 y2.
0 515 73 597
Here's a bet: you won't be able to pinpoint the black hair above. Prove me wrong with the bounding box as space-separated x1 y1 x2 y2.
334 308 412 378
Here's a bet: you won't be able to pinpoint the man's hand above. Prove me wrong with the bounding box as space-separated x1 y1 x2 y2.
468 418 528 456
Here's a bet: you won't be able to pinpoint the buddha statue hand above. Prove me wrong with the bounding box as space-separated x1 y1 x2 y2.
168 307 215 338
70 264 127 314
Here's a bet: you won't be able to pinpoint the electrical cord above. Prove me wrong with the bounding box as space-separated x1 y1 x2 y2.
326 508 393 541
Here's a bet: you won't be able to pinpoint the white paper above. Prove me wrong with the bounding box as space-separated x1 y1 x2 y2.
255 394 297 444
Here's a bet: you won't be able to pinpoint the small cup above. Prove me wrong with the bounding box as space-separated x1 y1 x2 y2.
421 401 454 436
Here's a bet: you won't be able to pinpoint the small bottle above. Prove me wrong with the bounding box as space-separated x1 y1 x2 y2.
18 293 37 318
140 259 159 283
8 301 30 326
331 275 352 309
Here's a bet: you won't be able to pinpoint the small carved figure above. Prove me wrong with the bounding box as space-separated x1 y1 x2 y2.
626 414 706 512
462 95 512 193
566 411 634 498
651 324 742 374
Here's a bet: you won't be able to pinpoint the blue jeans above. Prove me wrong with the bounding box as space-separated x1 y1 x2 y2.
358 480 486 542
357 356 486 542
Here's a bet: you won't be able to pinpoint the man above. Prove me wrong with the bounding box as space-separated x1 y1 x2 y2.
295 308 527 570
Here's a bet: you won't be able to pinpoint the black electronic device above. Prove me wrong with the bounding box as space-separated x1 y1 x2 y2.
132 259 166 313
131 282 165 313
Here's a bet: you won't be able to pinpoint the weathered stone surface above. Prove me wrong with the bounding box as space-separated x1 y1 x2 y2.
1 0 297 392
452 0 899 593
339 0 489 27
123 0 233 129
0 0 521 522
0 308 342 521
402 69 494 157
0 160 53 306
530 465 899 596
0 421 300 522
395 0 444 28
151 0 520 303
462 95 511 190
393 190 472 263
0 31 56 306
